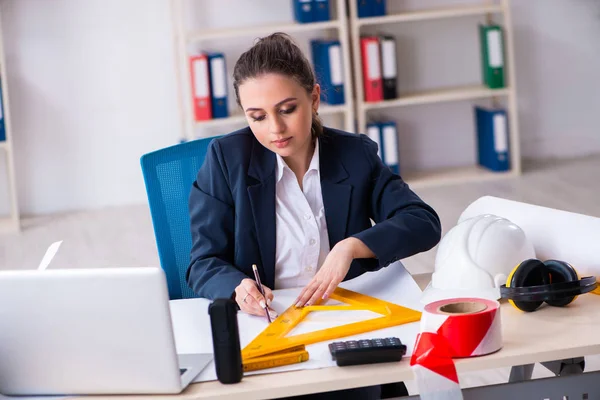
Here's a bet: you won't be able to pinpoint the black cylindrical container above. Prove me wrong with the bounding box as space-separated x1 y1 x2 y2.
208 298 243 384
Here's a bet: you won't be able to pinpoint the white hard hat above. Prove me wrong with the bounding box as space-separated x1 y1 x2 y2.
421 214 536 304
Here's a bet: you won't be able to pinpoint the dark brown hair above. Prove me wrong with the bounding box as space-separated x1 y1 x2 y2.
233 32 323 137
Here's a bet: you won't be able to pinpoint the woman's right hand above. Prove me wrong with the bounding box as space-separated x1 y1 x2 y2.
234 278 277 320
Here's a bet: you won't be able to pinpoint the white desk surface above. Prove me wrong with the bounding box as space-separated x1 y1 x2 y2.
78 273 600 400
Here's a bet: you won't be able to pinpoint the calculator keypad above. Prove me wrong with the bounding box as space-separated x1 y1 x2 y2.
328 337 407 366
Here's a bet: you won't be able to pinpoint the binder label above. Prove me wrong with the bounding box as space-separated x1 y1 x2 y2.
383 125 398 164
211 57 227 98
366 125 381 157
493 114 508 152
381 40 397 79
366 42 381 79
193 58 209 97
487 30 504 68
328 45 344 85
300 0 311 12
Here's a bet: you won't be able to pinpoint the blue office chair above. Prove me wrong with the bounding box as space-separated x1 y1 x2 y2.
140 136 222 300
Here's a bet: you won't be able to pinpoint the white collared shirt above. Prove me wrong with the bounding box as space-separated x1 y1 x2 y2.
274 139 331 289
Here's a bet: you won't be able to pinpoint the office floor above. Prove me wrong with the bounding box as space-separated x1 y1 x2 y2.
1 154 599 394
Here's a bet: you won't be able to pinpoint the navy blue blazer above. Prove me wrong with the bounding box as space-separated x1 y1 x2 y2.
187 126 441 300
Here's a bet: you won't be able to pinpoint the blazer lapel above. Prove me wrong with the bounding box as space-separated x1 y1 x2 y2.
319 134 352 250
247 139 276 289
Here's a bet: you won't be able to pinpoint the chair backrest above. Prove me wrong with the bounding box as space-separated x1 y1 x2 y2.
140 136 221 300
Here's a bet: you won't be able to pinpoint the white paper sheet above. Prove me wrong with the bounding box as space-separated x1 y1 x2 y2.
169 261 423 383
37 241 63 271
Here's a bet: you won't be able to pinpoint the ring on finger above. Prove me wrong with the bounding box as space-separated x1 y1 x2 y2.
243 293 250 303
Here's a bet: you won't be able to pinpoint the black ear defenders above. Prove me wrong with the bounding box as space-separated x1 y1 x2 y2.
500 259 598 312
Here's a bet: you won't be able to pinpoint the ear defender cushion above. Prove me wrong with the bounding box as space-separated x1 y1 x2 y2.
504 262 522 310
506 259 546 312
543 260 579 307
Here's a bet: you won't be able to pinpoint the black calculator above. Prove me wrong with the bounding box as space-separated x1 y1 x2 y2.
328 337 407 367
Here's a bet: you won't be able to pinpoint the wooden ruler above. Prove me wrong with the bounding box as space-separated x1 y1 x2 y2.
241 287 422 362
243 345 309 372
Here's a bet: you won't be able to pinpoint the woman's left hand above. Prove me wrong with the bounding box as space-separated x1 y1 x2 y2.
294 238 360 307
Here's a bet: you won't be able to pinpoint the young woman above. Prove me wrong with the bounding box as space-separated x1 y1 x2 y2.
187 32 441 399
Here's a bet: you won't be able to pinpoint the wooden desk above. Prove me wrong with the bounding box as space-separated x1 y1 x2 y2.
85 273 600 400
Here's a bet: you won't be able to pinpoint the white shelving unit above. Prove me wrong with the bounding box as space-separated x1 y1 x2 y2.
348 0 521 188
170 0 355 142
0 6 20 233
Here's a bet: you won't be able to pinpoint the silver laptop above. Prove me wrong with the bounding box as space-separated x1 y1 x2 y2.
0 267 212 395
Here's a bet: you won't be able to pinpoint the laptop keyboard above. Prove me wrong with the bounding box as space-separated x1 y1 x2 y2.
180 368 187 376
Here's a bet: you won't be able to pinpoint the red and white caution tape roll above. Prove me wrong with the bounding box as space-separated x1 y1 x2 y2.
410 298 502 400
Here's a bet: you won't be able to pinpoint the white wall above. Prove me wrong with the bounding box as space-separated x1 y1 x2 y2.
0 0 181 215
0 0 599 216
512 0 600 159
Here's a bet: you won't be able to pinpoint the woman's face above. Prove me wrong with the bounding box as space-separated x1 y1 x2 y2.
238 73 320 162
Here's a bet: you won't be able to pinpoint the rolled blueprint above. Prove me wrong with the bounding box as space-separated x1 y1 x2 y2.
459 196 600 285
